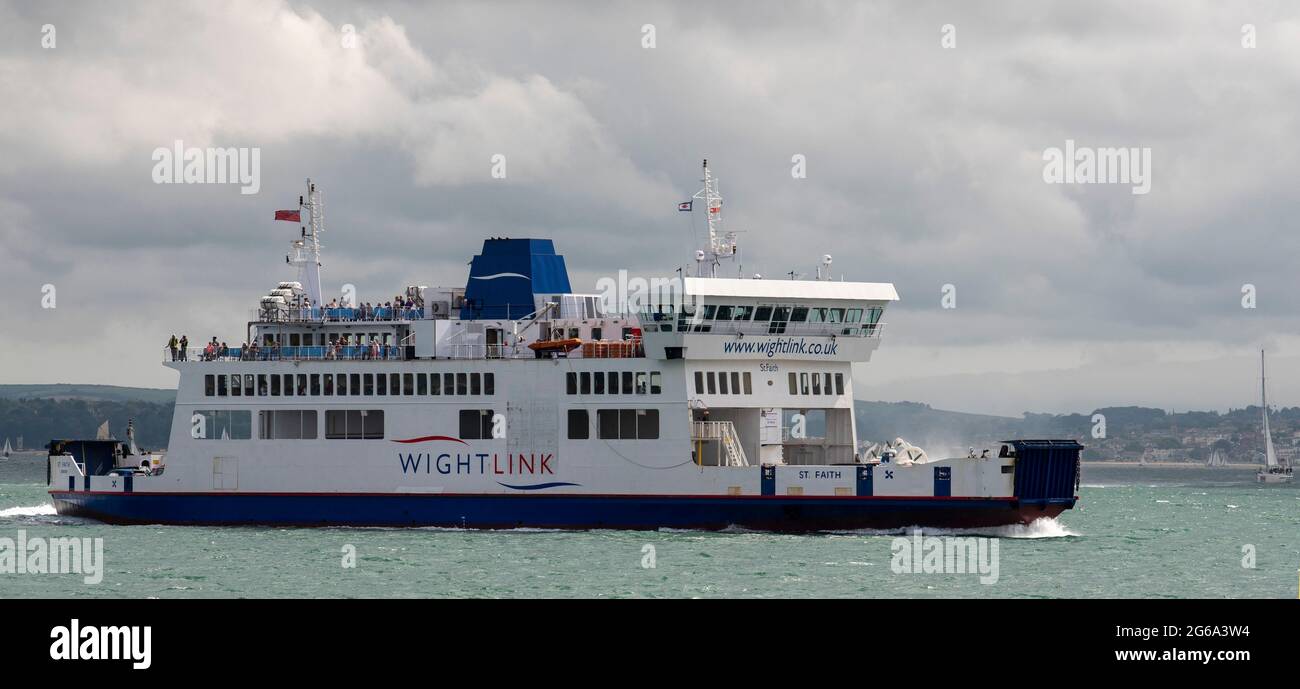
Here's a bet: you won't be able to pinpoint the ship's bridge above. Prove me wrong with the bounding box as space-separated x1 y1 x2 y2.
639 276 898 362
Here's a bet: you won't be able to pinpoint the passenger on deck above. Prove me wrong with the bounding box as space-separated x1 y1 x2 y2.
167 334 179 361
219 342 229 360
179 335 189 361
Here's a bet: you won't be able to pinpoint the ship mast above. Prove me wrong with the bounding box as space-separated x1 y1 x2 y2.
693 159 738 277
288 178 325 307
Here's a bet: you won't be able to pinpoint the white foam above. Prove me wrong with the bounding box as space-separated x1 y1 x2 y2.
0 504 57 518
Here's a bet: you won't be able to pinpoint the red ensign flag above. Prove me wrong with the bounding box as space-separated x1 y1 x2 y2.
274 210 301 222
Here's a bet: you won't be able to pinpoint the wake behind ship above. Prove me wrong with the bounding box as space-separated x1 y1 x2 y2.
48 165 1082 530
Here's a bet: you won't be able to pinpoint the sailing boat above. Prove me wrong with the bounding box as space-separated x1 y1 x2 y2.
2 438 10 459
1206 448 1228 467
1256 350 1293 484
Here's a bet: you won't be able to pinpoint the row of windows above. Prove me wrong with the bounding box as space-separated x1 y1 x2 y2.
788 372 846 396
566 409 660 440
194 409 384 440
645 303 884 325
204 372 495 398
693 371 754 396
565 371 663 395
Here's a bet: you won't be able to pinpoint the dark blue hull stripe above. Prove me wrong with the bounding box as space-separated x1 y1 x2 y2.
49 492 1073 530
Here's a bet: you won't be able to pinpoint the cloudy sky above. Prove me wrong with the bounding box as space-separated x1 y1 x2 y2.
2 0 1298 416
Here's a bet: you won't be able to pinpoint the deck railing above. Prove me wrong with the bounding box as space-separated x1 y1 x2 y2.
165 346 406 363
642 316 884 339
253 306 426 323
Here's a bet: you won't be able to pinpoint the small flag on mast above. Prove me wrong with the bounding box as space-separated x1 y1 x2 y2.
677 201 692 211
275 210 302 222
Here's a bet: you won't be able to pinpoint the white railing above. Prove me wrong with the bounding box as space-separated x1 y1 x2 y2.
692 420 749 467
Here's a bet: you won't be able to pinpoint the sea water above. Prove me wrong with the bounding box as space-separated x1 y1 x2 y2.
1 457 1296 598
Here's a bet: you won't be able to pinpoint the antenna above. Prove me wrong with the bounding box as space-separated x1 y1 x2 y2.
692 159 738 277
288 178 325 307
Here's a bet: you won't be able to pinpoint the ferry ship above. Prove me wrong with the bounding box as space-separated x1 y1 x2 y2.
47 164 1082 530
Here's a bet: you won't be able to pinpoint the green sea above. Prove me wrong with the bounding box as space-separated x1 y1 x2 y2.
1 455 1297 598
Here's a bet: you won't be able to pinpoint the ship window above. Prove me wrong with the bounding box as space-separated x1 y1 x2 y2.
580 372 591 395
258 374 268 396
715 305 734 320
566 372 577 395
788 372 797 395
635 372 648 394
416 374 426 395
193 410 252 440
753 306 773 322
718 372 729 394
732 305 754 320
271 375 281 396
244 375 254 397
325 409 384 440
807 308 826 323
259 410 317 440
694 371 704 394
390 373 401 394
484 372 495 395
846 308 862 323
812 373 821 395
800 373 810 395
217 375 228 397
701 305 717 320
608 372 618 393
376 373 387 395
591 327 603 341
619 409 637 439
363 374 374 396
430 373 439 395
824 373 834 395
650 372 662 394
335 374 346 396
594 372 605 394
637 409 659 439
458 409 494 440
827 308 844 323
790 307 809 322
324 374 335 396
597 409 619 439
350 373 360 396
471 373 481 396
568 328 580 340
731 372 741 394
308 374 318 396
205 375 215 396
834 373 844 395
621 371 634 394
567 409 589 439
285 374 296 396
403 373 414 396
297 374 307 396
443 373 454 396
456 373 468 396
706 372 716 395
230 375 241 397
743 372 752 394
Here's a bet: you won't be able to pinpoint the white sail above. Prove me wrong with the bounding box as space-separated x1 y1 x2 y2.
1261 350 1279 468
95 420 110 440
2 438 11 456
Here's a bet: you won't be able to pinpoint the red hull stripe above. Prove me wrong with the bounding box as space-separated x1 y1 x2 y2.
390 435 468 445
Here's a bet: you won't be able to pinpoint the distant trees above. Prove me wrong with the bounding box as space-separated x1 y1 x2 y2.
0 399 173 449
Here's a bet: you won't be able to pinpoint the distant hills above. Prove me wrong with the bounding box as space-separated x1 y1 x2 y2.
0 385 175 449
0 384 175 404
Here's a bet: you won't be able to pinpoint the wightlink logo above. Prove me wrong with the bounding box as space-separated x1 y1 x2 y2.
890 530 1000 585
722 337 838 358
0 529 103 585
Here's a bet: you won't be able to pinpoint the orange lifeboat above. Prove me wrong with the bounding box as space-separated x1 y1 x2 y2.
528 338 582 355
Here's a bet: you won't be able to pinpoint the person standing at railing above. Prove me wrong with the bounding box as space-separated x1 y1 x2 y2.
179 335 189 361
167 334 179 361
219 342 229 360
